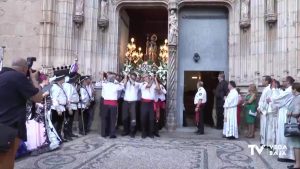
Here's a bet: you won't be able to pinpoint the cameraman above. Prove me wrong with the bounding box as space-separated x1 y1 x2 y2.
0 58 43 169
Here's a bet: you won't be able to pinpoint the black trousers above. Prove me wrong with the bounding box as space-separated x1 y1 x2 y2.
122 101 137 134
136 101 141 131
78 108 89 134
196 105 205 133
63 109 75 137
216 106 224 129
140 102 154 137
87 101 95 132
101 104 117 137
51 109 65 138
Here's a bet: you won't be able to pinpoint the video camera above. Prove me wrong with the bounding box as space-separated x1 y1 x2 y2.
27 57 36 69
26 57 37 77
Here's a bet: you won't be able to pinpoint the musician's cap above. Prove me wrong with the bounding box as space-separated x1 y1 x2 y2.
53 70 67 82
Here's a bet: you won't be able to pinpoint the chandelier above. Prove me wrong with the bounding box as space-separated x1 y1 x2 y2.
159 39 168 63
125 38 143 64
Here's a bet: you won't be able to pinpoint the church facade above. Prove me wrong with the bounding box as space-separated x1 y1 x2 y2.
0 0 300 127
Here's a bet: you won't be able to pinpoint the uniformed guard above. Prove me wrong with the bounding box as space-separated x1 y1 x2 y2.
50 71 68 142
78 76 91 135
62 73 80 140
194 80 207 135
139 73 160 139
100 72 124 138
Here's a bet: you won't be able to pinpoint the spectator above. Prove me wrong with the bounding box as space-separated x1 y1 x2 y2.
0 58 43 169
244 84 257 138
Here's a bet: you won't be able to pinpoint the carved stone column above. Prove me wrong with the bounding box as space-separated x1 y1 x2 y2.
240 0 250 31
265 0 277 26
166 1 178 131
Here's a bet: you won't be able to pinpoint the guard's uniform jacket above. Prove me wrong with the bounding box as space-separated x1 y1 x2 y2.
194 86 207 134
50 83 68 139
78 85 92 134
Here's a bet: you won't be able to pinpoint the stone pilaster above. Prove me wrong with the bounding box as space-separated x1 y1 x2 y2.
166 0 178 131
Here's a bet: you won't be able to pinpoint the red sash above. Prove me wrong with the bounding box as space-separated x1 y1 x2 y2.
104 100 118 106
141 99 153 103
195 103 204 125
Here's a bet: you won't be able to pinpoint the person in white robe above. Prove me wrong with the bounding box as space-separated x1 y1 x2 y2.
223 81 239 139
266 80 281 147
257 76 272 146
269 76 295 162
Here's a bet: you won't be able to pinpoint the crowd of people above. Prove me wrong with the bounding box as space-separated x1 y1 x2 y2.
194 73 300 169
0 58 168 168
0 57 300 169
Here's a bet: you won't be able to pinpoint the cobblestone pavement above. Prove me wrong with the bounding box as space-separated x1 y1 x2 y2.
15 127 291 169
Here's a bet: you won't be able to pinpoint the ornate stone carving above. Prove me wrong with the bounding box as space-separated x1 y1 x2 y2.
166 2 178 131
168 9 178 45
98 0 109 31
240 0 250 30
73 0 84 26
265 0 277 26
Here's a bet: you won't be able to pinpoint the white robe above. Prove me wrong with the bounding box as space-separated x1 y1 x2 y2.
266 88 281 146
257 84 272 145
223 88 239 138
271 86 294 160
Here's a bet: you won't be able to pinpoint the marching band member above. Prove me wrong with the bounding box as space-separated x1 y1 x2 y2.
78 76 91 135
62 74 80 140
99 72 124 138
153 80 167 137
140 73 160 139
122 73 140 138
50 72 68 142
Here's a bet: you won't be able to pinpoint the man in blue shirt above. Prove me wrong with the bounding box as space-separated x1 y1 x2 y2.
0 58 43 169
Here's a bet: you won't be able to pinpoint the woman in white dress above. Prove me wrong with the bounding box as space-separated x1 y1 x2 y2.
223 81 239 139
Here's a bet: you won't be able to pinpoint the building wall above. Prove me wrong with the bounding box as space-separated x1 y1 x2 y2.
0 0 300 84
0 0 41 67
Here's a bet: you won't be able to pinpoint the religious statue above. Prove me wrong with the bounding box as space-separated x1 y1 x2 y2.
241 0 250 20
266 0 275 13
147 34 158 62
75 0 84 16
168 9 178 45
265 0 277 25
100 0 108 19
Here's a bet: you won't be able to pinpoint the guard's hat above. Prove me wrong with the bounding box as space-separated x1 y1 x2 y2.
79 75 89 83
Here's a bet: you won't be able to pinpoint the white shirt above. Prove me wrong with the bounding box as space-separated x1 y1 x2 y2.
194 87 207 104
155 85 167 102
86 84 95 101
140 82 157 100
62 83 79 110
101 82 124 100
78 86 91 109
50 83 67 112
124 81 140 101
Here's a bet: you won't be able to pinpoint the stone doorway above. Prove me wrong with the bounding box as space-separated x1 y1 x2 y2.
183 71 219 127
118 7 168 70
178 6 229 127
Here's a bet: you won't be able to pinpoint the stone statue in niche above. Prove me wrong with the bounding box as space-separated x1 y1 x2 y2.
266 0 275 13
100 0 108 19
75 0 84 16
147 34 158 62
168 9 178 45
241 0 250 20
265 0 277 25
240 0 250 29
